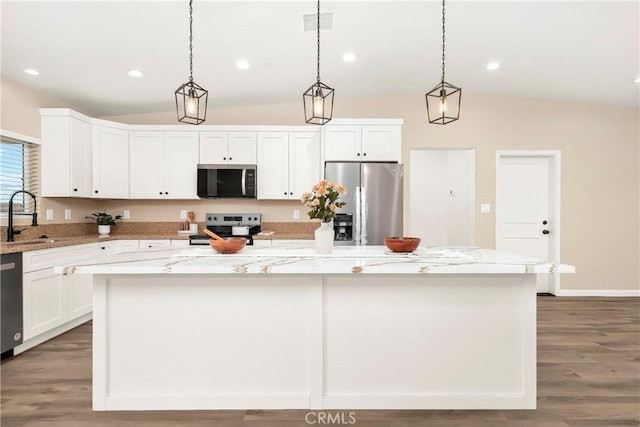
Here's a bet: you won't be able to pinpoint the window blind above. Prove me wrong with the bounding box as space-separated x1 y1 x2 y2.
0 137 41 214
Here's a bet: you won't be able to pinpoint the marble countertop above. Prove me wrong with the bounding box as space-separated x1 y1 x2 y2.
57 244 575 275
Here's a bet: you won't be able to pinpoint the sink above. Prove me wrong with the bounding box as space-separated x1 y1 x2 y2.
4 238 58 245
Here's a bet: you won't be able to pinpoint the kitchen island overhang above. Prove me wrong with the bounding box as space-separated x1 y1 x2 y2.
65 246 574 411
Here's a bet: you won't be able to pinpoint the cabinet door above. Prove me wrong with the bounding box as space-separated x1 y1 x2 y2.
257 132 289 199
324 126 361 161
68 274 92 320
129 131 165 198
41 116 71 197
361 125 401 161
289 132 321 199
93 125 129 198
164 132 199 199
199 132 228 164
69 118 92 197
228 132 257 164
23 269 66 340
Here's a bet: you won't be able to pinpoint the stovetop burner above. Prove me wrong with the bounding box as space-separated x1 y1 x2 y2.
189 213 262 246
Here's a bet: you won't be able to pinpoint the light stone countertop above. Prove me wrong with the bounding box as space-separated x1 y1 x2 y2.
57 244 576 275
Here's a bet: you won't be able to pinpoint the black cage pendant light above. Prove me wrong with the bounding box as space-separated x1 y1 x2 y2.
426 0 461 125
175 0 208 125
303 0 334 125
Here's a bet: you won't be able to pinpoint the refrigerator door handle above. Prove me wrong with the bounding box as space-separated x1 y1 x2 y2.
354 186 361 246
360 186 367 246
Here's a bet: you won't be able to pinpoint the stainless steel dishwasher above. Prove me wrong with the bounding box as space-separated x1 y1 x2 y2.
1 252 23 356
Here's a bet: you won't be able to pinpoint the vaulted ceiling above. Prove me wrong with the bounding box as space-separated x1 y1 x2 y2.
2 1 638 117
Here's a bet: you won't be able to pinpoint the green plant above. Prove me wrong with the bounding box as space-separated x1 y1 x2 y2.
85 211 122 226
301 180 347 223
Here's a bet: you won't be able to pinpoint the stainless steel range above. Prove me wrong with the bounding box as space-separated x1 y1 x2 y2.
189 213 262 246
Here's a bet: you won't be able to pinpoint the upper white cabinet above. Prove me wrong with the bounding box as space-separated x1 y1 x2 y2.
41 114 92 197
199 131 256 165
257 131 320 200
129 131 198 199
324 124 401 162
92 125 129 198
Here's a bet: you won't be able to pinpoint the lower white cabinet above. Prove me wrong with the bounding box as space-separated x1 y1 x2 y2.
139 239 171 249
22 242 99 342
99 239 140 254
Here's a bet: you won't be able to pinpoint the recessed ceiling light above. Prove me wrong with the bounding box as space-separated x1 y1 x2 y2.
486 62 500 71
236 60 250 70
128 69 144 78
343 53 356 63
24 68 39 75
635 76 640 83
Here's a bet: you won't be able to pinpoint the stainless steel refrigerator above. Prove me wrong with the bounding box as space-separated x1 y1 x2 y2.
325 162 403 246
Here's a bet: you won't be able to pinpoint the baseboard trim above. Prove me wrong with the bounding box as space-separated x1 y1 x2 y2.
555 289 640 297
14 313 93 355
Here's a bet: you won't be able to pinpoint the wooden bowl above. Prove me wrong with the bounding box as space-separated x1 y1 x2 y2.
384 237 421 253
209 237 247 254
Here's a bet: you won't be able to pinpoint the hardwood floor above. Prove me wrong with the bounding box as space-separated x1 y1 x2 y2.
1 296 638 426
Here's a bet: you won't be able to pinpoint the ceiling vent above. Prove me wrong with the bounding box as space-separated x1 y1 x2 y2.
303 11 333 32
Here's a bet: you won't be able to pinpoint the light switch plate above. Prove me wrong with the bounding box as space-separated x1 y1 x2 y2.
480 203 491 214
46 209 54 220
293 209 300 219
180 210 187 220
123 210 130 219
64 209 71 220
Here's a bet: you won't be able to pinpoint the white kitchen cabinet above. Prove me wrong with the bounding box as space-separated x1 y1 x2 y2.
289 132 321 197
139 239 171 249
199 131 256 164
170 239 190 247
22 242 100 342
92 124 129 198
324 125 401 162
130 131 198 199
98 240 140 255
22 268 65 340
41 114 92 197
257 131 321 200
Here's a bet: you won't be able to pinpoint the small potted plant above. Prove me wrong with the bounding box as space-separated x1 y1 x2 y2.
86 211 122 236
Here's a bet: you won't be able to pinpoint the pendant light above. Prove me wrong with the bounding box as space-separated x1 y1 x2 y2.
303 0 334 125
426 0 461 125
175 0 208 125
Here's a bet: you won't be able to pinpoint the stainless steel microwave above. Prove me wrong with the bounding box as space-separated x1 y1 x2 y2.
197 164 257 198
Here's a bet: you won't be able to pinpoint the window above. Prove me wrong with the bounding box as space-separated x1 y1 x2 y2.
0 134 40 214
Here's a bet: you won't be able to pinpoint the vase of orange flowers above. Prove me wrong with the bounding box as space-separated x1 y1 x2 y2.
301 180 347 254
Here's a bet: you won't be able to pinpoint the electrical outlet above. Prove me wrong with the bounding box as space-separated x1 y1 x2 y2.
180 210 187 220
46 209 54 221
123 209 131 219
64 209 71 220
293 209 300 219
480 203 491 214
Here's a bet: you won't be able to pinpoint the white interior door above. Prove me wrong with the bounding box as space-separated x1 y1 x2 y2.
496 154 559 293
409 149 475 247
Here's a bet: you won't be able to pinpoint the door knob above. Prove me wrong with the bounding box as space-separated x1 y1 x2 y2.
542 229 550 235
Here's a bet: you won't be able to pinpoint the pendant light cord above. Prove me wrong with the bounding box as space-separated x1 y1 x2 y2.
441 0 446 84
316 0 321 83
189 0 194 82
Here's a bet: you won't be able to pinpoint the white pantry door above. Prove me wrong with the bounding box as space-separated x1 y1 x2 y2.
409 149 475 247
496 153 560 293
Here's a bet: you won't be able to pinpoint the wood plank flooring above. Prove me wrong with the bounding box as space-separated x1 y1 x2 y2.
1 296 638 426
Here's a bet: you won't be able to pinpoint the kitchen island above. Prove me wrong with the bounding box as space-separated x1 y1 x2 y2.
62 245 574 411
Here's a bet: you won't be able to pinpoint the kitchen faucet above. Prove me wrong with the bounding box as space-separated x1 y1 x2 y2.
7 190 38 242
